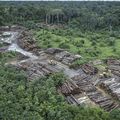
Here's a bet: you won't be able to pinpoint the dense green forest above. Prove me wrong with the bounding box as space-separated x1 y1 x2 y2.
0 1 120 120
0 1 120 31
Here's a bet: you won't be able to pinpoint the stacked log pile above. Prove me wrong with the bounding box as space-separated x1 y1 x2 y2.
100 78 120 101
28 63 59 80
16 60 60 80
66 95 80 105
87 90 119 111
71 75 119 111
107 59 120 66
58 80 81 96
54 51 81 65
62 54 80 65
18 31 39 54
77 96 90 105
72 75 95 92
45 48 81 65
108 65 120 77
45 48 64 54
107 59 120 77
82 64 98 75
58 79 89 105
55 51 70 61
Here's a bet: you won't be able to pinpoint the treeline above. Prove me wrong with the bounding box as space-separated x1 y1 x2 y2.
0 1 120 31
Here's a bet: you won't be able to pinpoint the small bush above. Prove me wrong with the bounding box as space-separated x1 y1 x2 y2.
59 42 70 49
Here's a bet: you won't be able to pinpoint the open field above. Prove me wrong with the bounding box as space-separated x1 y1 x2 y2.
35 28 120 63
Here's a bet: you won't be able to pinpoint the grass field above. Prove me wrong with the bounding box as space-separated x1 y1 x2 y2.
35 28 120 64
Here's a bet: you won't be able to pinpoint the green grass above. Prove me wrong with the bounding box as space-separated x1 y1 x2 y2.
0 52 17 64
35 28 120 63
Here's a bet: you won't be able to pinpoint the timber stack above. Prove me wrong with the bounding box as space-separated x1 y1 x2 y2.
66 95 80 105
58 80 81 96
100 78 120 101
108 65 120 77
107 58 120 66
13 59 60 80
71 75 119 111
107 59 120 77
45 48 81 65
18 31 39 54
45 48 64 54
82 64 98 75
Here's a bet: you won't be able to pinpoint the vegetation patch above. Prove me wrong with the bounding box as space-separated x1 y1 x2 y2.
0 51 17 63
35 28 120 65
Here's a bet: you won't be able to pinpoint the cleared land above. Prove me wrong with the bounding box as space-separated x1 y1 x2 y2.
35 28 120 63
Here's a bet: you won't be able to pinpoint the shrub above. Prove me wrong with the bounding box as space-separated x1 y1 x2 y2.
59 42 70 49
